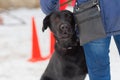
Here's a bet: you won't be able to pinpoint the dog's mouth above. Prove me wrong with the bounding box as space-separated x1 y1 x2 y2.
59 35 72 40
55 32 77 48
57 37 77 49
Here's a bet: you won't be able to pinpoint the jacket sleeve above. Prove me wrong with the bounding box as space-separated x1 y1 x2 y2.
40 0 59 15
77 0 88 5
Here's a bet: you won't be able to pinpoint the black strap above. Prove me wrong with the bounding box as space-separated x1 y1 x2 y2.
74 0 100 12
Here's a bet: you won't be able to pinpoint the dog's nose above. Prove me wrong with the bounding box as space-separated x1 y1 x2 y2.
60 24 73 36
60 24 68 31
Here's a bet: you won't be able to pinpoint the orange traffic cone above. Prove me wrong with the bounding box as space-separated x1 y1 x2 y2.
28 17 50 62
59 0 68 10
71 0 76 6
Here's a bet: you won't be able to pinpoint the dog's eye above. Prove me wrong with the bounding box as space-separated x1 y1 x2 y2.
55 17 60 22
51 14 60 23
53 16 60 23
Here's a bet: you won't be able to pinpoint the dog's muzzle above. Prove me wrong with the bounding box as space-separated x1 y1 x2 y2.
59 23 73 38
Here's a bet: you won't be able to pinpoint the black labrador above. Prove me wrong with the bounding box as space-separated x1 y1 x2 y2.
41 10 88 80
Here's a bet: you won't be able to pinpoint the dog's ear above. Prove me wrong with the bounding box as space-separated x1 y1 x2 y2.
42 14 51 32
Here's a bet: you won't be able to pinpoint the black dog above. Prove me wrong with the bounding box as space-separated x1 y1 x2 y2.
41 10 88 80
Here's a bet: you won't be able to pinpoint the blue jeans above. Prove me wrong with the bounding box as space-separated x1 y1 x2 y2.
83 34 120 80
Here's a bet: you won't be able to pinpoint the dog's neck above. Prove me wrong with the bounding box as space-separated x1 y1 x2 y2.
55 38 79 53
55 43 74 51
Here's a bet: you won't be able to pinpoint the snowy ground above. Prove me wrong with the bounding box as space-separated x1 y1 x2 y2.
0 7 120 80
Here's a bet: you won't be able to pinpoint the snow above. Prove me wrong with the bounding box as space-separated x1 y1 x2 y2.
0 7 120 80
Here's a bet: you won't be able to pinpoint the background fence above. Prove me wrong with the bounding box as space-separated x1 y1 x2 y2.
0 0 39 11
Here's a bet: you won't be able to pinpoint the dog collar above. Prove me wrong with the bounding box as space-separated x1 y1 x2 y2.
55 42 78 53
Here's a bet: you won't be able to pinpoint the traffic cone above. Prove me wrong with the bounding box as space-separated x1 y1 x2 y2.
71 0 76 6
28 17 50 62
59 0 68 10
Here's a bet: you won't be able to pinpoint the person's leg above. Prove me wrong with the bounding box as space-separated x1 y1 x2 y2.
113 34 120 54
83 36 111 80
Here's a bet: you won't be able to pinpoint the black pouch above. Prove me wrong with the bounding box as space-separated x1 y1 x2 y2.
73 0 106 45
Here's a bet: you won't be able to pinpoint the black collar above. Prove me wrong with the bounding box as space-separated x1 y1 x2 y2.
55 41 79 53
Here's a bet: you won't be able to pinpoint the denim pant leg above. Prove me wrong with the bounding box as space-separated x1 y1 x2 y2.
83 36 111 80
113 34 120 54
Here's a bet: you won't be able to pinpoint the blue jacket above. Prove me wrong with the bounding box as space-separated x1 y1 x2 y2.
40 0 120 36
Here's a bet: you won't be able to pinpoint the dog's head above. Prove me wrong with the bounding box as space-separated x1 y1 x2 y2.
42 10 76 47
